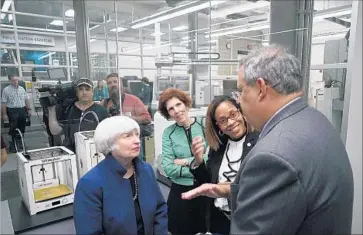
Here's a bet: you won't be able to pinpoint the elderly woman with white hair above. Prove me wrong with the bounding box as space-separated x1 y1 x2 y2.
73 116 168 235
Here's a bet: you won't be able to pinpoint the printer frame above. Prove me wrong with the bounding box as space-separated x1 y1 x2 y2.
17 146 78 215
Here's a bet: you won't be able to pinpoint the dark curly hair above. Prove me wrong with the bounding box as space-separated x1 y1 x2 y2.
158 88 192 120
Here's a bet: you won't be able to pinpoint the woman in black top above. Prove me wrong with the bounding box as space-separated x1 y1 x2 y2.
189 95 259 234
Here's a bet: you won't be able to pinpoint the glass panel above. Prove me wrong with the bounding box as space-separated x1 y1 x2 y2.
142 57 156 69
0 47 18 77
311 0 352 65
119 56 141 69
91 53 108 68
91 68 108 81
0 13 13 26
69 52 78 67
70 67 79 80
14 0 63 18
19 49 66 66
119 69 141 77
308 68 346 134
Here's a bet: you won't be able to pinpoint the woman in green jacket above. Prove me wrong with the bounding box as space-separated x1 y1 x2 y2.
158 88 207 235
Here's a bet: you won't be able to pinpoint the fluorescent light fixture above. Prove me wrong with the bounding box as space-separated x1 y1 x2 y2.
65 9 74 18
207 39 218 43
151 32 164 37
38 52 56 60
314 9 352 22
172 25 188 31
181 36 189 40
90 39 97 42
211 0 270 19
110 26 127 32
131 1 226 29
1 0 12 19
49 20 64 26
208 21 270 38
312 32 347 41
123 43 171 53
204 5 352 38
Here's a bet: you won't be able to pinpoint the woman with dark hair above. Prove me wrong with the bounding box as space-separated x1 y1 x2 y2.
189 95 259 234
158 88 207 235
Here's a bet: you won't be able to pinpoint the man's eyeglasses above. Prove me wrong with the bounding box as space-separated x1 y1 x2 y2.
216 110 241 127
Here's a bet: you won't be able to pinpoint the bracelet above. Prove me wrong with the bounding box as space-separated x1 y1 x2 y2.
189 159 200 170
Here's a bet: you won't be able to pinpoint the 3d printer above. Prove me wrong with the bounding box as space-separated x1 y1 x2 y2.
17 145 78 215
75 130 105 178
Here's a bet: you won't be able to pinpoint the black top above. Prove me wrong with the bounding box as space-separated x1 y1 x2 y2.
190 131 259 185
129 174 145 235
59 103 109 152
189 131 259 235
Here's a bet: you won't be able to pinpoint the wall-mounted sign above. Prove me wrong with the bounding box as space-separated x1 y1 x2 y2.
0 34 55 46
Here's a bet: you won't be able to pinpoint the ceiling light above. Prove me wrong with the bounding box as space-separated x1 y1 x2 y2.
181 36 189 40
38 52 56 60
151 32 164 37
211 0 270 19
314 9 352 22
49 20 64 26
110 26 127 32
312 32 347 41
207 39 218 43
208 21 270 38
131 1 226 29
172 25 188 31
90 39 97 42
1 0 12 19
65 9 74 18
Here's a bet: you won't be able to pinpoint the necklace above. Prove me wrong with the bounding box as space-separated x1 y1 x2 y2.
132 163 138 201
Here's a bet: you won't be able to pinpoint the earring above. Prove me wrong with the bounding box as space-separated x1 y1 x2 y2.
218 130 224 136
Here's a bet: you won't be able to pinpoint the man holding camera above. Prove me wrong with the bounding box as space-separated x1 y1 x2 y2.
48 78 108 152
1 74 31 152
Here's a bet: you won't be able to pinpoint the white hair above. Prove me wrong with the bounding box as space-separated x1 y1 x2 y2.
94 116 140 155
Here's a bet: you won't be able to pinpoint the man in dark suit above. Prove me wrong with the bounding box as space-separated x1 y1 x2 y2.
182 45 354 234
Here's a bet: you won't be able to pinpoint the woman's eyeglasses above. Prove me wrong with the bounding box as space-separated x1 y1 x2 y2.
216 110 241 127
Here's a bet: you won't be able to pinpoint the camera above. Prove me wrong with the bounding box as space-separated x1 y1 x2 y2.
38 82 77 109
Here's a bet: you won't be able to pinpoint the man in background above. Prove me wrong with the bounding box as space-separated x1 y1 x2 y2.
1 74 31 152
101 73 151 124
139 77 152 109
48 78 108 152
1 135 8 166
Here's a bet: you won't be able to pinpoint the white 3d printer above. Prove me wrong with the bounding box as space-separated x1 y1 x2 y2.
75 130 105 178
17 142 78 215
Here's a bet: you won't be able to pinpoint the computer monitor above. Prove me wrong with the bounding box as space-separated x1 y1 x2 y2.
47 68 67 80
223 79 238 96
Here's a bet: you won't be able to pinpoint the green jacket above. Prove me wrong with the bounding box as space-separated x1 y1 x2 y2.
161 117 208 186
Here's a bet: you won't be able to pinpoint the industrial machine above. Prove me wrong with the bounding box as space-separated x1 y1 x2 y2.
17 146 78 215
75 130 105 178
153 108 208 185
194 78 237 107
315 38 348 133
